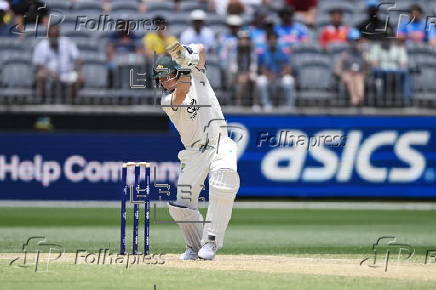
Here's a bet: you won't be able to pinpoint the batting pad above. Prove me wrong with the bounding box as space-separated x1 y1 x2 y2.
168 202 204 251
202 168 240 249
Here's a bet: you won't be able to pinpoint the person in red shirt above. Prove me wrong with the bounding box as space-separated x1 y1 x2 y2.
319 8 351 49
284 0 317 27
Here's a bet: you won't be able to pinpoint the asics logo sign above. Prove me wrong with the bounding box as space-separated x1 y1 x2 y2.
261 130 430 183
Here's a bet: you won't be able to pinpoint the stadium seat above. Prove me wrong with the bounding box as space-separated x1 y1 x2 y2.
0 48 25 67
71 37 105 62
205 14 226 26
293 42 322 54
168 24 189 38
0 41 29 73
71 37 101 51
292 43 323 65
74 1 103 14
293 53 331 69
327 42 351 63
0 59 33 103
24 27 48 38
0 37 25 50
61 14 78 27
180 1 204 11
207 24 228 38
80 52 106 62
430 1 436 14
413 63 436 102
111 1 138 15
297 60 335 102
168 14 190 26
206 62 223 90
82 59 108 88
146 1 174 13
2 58 33 88
63 30 93 38
351 14 368 27
45 0 72 12
327 42 350 55
407 43 436 66
315 14 332 28
60 23 78 34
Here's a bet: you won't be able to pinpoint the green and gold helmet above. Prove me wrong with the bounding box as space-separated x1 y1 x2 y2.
153 55 181 93
153 55 180 79
153 54 191 93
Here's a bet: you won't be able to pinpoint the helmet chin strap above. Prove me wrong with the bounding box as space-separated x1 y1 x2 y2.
158 73 180 94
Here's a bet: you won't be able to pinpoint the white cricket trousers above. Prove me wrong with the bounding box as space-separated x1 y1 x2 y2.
176 136 238 208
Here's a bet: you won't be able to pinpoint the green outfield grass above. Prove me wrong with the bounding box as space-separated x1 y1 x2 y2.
1 207 436 289
1 207 435 256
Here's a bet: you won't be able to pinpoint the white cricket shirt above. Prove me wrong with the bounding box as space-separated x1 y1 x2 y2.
161 67 228 149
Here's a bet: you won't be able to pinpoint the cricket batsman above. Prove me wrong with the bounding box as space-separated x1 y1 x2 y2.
153 42 240 260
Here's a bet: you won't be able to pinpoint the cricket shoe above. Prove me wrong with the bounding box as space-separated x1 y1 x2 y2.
198 242 217 260
179 247 198 260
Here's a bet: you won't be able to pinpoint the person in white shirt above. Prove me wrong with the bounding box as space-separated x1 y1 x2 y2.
153 42 240 260
180 10 215 52
33 25 82 100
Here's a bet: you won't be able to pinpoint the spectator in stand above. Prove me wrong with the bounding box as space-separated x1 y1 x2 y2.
226 0 245 15
397 4 436 46
11 0 49 34
220 15 242 84
106 21 142 88
368 37 411 103
143 16 177 57
212 0 263 15
220 16 256 105
283 0 317 27
33 25 82 100
107 23 142 61
173 0 181 12
255 31 295 111
275 6 309 55
335 29 369 106
248 10 271 56
430 28 436 48
180 10 215 52
319 8 351 50
236 31 257 106
356 0 394 42
0 1 15 36
102 0 111 13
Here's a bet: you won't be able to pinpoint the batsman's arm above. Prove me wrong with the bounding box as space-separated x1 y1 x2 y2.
193 43 206 70
171 74 191 105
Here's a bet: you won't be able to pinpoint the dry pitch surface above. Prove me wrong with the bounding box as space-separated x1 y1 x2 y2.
2 253 436 282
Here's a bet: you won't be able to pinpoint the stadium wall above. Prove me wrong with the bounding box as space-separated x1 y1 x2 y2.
0 115 435 200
